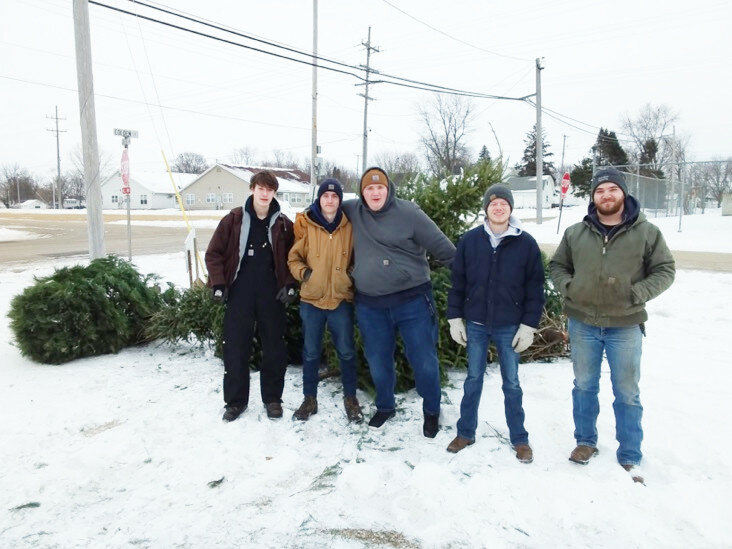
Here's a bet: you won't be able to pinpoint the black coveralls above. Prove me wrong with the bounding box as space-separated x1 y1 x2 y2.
222 207 287 407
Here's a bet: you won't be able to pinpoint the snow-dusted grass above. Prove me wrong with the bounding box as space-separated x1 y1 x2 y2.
1 248 731 546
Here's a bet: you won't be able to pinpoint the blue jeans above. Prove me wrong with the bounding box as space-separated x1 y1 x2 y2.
568 317 644 466
355 293 441 416
456 322 528 445
299 301 357 398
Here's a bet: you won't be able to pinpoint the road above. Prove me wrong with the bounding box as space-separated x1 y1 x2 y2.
0 211 216 268
2 211 731 272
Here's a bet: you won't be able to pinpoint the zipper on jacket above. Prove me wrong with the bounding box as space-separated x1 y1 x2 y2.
603 234 608 255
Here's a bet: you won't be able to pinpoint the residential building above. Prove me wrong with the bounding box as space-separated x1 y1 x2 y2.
101 171 198 210
183 164 311 210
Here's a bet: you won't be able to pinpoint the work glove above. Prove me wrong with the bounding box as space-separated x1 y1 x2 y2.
303 268 312 282
448 318 467 347
211 285 227 304
512 324 537 353
276 285 298 305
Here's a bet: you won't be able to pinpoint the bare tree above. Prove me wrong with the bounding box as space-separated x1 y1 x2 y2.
171 152 209 174
1 164 38 206
621 103 683 176
694 158 732 208
259 149 301 170
419 94 474 178
373 151 421 186
230 145 257 166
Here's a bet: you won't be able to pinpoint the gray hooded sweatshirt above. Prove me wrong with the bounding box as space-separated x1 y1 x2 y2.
341 180 455 297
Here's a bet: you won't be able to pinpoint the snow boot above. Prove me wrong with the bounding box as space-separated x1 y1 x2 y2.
343 396 364 423
222 404 246 422
514 444 533 464
368 410 395 428
446 436 474 453
569 445 598 464
265 402 283 419
423 413 439 438
293 396 318 421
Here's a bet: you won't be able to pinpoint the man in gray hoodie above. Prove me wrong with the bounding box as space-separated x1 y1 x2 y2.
341 167 455 437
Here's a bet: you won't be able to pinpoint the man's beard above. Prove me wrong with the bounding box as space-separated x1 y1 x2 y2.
595 197 624 216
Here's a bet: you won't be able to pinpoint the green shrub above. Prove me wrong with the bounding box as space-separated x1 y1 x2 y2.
8 256 166 364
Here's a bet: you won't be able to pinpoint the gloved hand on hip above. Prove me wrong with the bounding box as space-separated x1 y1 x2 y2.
448 318 467 347
512 324 537 353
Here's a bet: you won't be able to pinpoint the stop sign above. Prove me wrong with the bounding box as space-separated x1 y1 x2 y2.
561 172 571 196
121 148 130 186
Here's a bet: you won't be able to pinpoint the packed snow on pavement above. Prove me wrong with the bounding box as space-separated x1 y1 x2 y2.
1 212 731 547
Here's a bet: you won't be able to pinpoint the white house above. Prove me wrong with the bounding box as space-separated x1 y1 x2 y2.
19 199 48 209
182 164 312 210
101 171 199 210
505 175 558 209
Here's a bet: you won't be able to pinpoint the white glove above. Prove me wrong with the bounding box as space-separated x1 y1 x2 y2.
512 324 537 353
448 318 467 347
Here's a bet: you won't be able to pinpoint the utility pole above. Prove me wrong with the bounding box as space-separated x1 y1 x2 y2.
73 0 104 258
46 106 66 209
310 0 318 191
560 134 567 175
357 27 379 173
535 57 544 223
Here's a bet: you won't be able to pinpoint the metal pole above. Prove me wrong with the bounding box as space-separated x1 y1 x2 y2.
310 0 318 191
362 27 372 174
535 58 543 224
678 165 684 232
54 106 61 208
73 0 105 258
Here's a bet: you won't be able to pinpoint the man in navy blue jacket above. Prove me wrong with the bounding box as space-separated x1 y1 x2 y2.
446 185 545 462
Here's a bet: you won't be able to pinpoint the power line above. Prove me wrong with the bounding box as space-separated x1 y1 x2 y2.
380 0 532 62
0 74 357 135
90 0 529 101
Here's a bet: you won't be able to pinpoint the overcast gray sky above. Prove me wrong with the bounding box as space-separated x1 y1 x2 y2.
2 0 730 183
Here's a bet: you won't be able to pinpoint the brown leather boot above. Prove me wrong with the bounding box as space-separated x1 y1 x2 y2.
265 401 283 419
569 445 598 464
514 444 533 463
293 396 317 421
621 464 645 484
343 396 364 423
446 436 474 454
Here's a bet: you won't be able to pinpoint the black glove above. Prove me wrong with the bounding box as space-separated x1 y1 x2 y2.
276 285 297 305
212 285 227 303
303 268 312 282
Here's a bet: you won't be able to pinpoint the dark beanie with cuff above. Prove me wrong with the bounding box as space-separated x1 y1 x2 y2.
591 168 628 196
317 178 344 202
482 184 514 212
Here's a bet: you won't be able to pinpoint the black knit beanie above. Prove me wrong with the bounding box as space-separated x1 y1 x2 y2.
482 184 514 211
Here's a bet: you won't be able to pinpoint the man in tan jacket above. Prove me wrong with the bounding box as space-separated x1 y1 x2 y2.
288 179 363 423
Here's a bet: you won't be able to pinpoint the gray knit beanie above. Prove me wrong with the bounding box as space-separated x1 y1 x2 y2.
482 184 514 211
591 168 628 196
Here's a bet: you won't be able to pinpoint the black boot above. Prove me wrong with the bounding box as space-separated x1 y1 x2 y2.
368 410 395 428
423 413 439 438
222 404 246 422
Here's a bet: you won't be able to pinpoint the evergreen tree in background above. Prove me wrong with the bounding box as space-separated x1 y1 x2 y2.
595 128 629 169
478 145 491 163
570 156 594 199
515 124 555 176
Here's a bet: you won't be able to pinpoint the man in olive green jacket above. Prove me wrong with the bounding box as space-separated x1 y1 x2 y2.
550 168 675 481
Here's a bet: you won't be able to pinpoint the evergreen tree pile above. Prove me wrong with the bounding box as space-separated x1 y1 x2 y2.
8 256 169 364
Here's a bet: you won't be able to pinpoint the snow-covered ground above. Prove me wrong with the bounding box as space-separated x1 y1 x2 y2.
1 214 731 547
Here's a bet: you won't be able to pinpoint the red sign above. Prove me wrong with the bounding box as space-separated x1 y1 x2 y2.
121 148 130 186
121 187 130 195
561 172 571 196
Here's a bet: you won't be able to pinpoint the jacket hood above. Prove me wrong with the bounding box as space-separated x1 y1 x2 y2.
585 194 641 232
358 167 396 214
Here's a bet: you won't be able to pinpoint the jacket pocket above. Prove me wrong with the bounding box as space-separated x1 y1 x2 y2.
300 270 327 301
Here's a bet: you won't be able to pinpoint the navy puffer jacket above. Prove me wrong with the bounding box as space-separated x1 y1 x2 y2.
447 226 545 328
